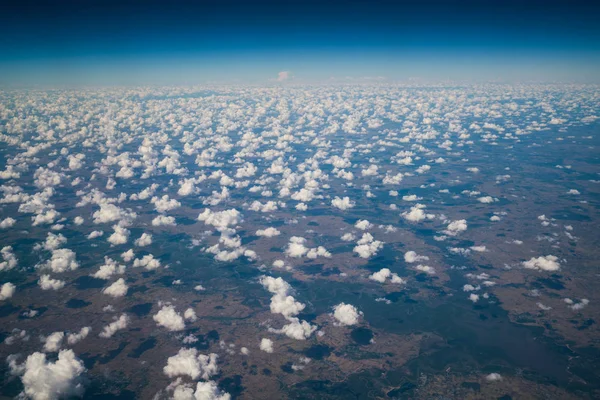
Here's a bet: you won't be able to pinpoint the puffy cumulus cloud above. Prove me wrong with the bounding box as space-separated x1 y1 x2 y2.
404 250 429 263
564 298 589 311
92 257 126 279
291 188 315 202
11 349 86 400
477 196 496 203
151 195 181 213
0 217 16 229
102 278 128 298
415 264 436 275
43 248 79 273
369 268 406 284
87 230 103 239
170 380 231 400
33 167 63 188
354 219 373 230
107 225 130 246
402 194 421 201
248 200 281 213
67 153 85 171
444 219 468 236
402 204 434 222
99 314 130 338
255 227 281 237
73 216 84 225
382 173 404 185
260 338 274 353
32 209 60 226
152 215 177 226
121 249 135 262
276 71 291 82
331 196 355 210
486 373 503 382
134 232 153 247
260 276 304 318
353 233 383 258
332 303 362 326
38 275 65 290
67 327 91 345
341 232 355 241
154 305 186 331
0 246 18 271
164 348 219 380
361 165 378 176
178 178 199 196
133 254 160 271
295 202 308 211
306 246 331 259
92 203 136 224
269 318 317 340
43 331 65 352
0 282 16 300
522 255 560 272
285 236 309 258
260 276 317 340
36 232 67 251
235 162 257 178
184 308 197 322
469 293 480 302
197 208 241 232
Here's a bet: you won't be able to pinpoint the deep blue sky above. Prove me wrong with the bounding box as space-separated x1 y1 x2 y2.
1 0 599 84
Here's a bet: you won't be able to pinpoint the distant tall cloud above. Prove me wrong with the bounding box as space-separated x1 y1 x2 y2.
277 71 291 82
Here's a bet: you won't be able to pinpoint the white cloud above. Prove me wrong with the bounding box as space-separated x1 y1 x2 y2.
404 250 429 263
135 233 153 246
164 348 220 381
522 255 560 271
331 196 355 210
43 248 79 273
43 331 64 352
260 338 274 353
255 227 281 237
99 314 129 338
92 257 126 280
133 254 161 270
154 305 186 331
107 225 130 246
184 308 197 322
0 246 18 271
285 236 309 258
402 204 434 222
197 208 242 232
276 71 291 82
354 219 373 230
353 233 383 258
415 264 436 275
38 275 65 290
486 373 502 381
332 303 362 326
152 215 177 226
0 282 16 300
102 278 128 298
0 217 16 229
369 268 405 284
444 219 468 236
87 230 103 239
67 327 91 345
171 380 231 400
12 349 86 400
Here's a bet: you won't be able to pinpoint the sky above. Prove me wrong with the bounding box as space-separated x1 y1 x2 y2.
1 0 599 85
